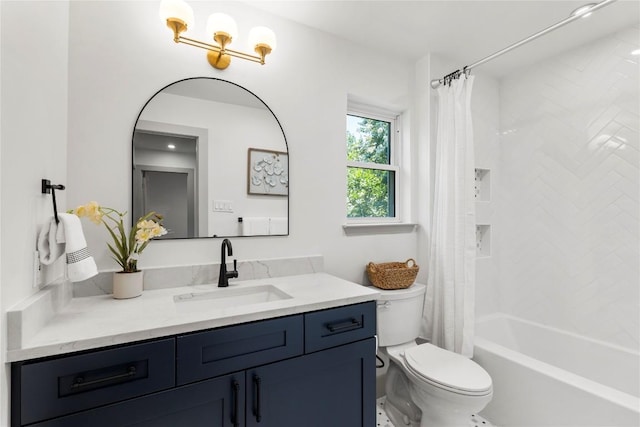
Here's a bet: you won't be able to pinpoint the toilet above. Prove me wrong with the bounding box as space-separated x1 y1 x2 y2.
376 283 493 427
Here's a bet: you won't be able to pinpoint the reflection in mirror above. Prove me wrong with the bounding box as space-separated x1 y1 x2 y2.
132 78 288 239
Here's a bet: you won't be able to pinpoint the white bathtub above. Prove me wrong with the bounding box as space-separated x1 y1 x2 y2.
473 313 640 426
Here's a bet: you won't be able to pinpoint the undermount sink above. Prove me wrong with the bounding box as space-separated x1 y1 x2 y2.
173 284 293 312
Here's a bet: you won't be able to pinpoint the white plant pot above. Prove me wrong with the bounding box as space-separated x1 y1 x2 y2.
113 271 143 299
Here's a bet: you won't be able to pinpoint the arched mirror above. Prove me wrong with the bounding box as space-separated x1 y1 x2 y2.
132 78 289 239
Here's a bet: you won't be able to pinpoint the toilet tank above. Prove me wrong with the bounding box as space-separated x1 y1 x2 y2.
376 283 426 347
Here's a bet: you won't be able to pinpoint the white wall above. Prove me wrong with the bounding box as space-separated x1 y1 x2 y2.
65 0 418 282
0 2 70 425
2 1 420 422
471 72 501 318
495 25 639 350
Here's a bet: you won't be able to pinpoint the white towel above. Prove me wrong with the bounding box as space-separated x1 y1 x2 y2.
37 218 64 265
37 213 98 282
241 217 270 236
269 217 288 235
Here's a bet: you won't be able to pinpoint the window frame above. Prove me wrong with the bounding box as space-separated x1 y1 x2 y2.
346 105 401 224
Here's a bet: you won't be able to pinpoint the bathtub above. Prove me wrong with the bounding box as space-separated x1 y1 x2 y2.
473 313 640 427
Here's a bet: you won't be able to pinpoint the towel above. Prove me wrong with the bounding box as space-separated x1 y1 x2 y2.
37 213 98 282
269 217 288 235
241 217 270 236
37 218 64 265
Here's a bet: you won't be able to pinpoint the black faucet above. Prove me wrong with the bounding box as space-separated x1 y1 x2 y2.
218 239 238 287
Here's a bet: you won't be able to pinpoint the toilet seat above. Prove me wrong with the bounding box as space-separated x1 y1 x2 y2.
403 344 492 396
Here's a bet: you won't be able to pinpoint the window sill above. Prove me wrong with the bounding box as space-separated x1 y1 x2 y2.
342 223 418 236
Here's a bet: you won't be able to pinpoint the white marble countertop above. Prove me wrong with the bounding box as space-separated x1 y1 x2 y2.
7 273 379 362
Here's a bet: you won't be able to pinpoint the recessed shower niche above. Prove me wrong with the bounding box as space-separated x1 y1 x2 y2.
475 168 491 202
476 224 491 258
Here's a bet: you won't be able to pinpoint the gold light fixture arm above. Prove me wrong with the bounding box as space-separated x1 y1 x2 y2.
177 35 263 64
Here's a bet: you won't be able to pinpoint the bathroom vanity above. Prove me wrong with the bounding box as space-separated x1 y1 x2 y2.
8 273 379 427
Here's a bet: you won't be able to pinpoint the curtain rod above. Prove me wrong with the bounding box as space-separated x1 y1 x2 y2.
430 0 618 89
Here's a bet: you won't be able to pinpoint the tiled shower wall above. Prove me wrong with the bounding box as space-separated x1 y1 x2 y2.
495 25 639 350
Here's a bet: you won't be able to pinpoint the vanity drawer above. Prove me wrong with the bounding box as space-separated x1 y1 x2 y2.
176 315 303 385
304 302 376 353
15 338 175 426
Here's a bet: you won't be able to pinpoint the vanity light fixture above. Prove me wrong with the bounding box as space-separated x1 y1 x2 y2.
159 0 277 70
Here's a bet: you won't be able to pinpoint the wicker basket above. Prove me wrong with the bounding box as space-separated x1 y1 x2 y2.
366 258 419 290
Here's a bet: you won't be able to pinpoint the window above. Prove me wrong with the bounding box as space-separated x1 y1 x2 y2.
346 109 399 221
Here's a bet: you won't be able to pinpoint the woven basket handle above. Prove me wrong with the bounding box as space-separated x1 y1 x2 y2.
406 258 416 268
367 262 377 272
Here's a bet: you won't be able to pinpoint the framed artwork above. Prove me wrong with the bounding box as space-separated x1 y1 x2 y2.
247 148 289 196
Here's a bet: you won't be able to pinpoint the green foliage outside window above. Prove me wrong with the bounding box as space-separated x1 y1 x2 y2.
347 115 395 218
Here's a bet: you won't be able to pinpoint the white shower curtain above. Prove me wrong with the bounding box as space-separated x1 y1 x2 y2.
422 74 476 357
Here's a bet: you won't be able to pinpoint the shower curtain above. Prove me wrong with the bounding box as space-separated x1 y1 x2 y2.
422 74 476 357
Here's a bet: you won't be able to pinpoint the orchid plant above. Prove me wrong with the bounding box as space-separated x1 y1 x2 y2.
70 201 167 273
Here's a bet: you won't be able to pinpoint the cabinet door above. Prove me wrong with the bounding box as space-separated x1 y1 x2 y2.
246 338 375 427
31 372 245 427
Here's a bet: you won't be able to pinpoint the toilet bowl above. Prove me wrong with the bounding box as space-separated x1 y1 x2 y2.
376 284 493 427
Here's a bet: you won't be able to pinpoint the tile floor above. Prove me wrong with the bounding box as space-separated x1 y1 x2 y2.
376 397 495 427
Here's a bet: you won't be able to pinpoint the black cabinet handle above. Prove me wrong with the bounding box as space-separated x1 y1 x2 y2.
72 366 136 389
231 380 240 427
253 375 262 423
326 318 361 333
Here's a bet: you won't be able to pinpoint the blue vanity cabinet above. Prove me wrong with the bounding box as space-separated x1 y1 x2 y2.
28 372 245 427
246 337 376 427
12 338 176 426
176 314 304 385
11 301 376 427
243 301 376 427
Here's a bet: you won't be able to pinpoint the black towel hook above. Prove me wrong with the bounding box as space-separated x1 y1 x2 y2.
41 179 66 224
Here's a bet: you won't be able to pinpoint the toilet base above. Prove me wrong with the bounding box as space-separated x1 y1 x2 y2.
376 397 395 427
385 363 422 426
416 401 474 427
384 397 420 427
378 396 495 427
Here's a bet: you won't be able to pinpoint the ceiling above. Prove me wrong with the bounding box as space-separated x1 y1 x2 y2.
163 79 266 109
244 0 640 77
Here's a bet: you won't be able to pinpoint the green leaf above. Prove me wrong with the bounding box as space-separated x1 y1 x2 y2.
137 241 149 254
128 227 136 255
103 222 127 262
107 243 125 269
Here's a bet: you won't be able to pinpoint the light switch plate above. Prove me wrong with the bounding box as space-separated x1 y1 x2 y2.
213 200 234 213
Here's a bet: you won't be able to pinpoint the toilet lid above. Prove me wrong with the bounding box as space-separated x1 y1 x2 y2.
404 344 492 394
